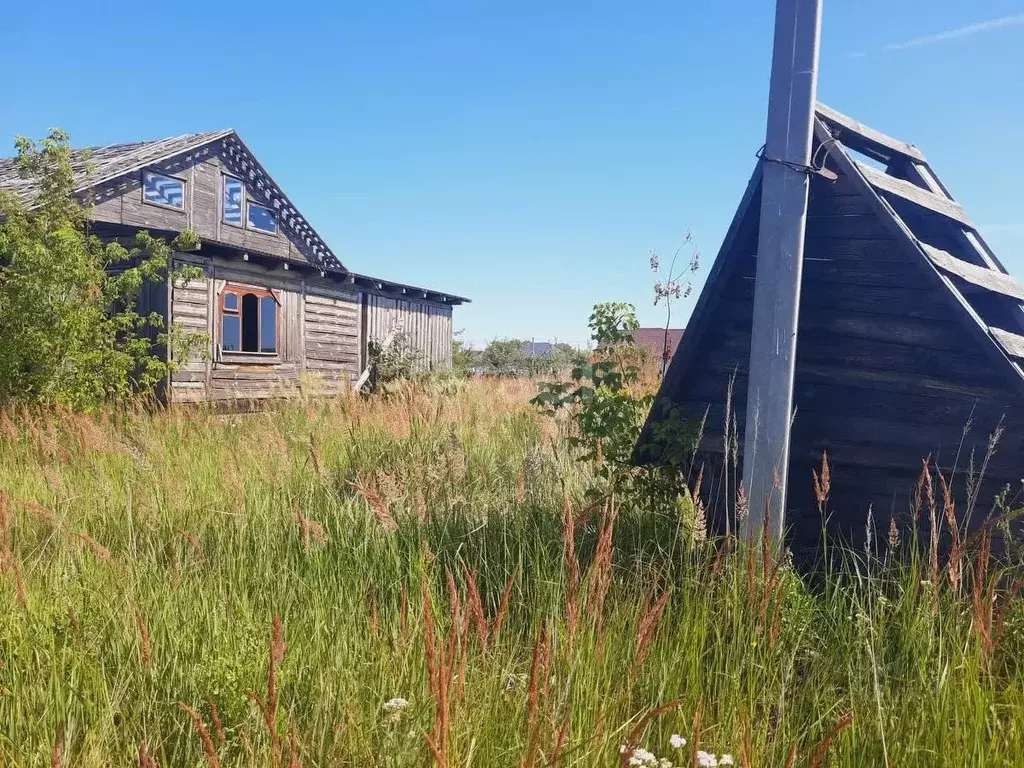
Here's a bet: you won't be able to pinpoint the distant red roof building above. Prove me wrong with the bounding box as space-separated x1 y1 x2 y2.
632 328 684 370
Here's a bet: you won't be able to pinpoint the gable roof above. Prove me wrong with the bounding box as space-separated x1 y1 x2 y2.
0 129 344 271
0 130 232 202
638 103 1024 456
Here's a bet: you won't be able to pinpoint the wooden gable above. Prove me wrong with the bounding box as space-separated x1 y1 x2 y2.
85 133 342 271
638 105 1024 554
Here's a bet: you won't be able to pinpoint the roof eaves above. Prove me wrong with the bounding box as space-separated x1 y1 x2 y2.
334 267 470 304
218 132 344 272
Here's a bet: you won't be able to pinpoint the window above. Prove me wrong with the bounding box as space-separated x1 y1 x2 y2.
223 176 243 226
220 286 278 355
247 202 277 234
222 175 278 235
143 171 185 210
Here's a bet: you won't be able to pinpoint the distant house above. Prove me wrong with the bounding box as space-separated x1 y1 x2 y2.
0 131 468 402
525 340 555 359
632 328 684 372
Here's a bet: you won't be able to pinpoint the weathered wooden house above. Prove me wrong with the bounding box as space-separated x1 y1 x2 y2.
0 130 468 402
637 104 1024 551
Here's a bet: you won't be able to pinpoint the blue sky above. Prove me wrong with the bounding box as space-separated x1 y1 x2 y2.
2 2 1023 348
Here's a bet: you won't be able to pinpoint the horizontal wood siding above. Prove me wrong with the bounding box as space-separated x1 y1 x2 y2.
168 263 210 403
363 293 453 371
304 287 360 394
168 254 359 401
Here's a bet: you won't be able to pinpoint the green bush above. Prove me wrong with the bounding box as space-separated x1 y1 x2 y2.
0 129 204 409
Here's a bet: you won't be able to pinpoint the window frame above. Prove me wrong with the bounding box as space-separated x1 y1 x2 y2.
221 173 279 236
217 283 281 362
246 201 278 234
222 174 245 228
141 170 187 212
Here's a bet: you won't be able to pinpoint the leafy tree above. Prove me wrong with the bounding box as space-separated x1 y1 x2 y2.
0 129 204 409
480 338 529 373
478 338 585 376
539 342 586 375
451 330 479 376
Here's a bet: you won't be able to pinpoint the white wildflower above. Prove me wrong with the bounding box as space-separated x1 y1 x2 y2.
670 734 688 749
719 756 735 766
659 759 675 768
696 750 718 768
382 697 409 713
628 747 658 766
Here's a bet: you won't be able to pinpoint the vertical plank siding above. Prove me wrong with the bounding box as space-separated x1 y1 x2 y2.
363 293 453 370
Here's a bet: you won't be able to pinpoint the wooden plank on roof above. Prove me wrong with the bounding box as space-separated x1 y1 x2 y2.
991 327 1024 360
921 243 1024 302
812 118 1024 397
815 103 926 164
896 159 1014 275
856 161 973 228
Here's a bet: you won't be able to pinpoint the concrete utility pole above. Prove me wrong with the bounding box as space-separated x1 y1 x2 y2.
741 0 823 544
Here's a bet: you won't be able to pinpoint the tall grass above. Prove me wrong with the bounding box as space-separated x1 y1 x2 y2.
0 377 1022 766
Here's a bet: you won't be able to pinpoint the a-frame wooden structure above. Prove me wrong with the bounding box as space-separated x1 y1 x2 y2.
637 104 1024 552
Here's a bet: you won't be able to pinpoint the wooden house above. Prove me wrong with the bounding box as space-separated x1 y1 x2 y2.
637 104 1024 552
0 131 468 402
631 328 685 374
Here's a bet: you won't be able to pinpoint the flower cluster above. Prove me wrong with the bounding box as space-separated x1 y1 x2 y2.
624 746 665 767
382 697 409 713
620 735 713 768
382 696 409 725
696 750 735 767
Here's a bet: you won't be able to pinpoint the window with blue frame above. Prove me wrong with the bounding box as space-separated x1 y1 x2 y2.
220 286 278 355
142 171 185 210
247 202 277 234
223 176 243 226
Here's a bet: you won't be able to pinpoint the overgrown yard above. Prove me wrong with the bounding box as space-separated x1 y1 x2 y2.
1 377 1023 766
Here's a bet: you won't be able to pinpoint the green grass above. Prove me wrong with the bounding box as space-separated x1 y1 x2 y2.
1 377 1022 766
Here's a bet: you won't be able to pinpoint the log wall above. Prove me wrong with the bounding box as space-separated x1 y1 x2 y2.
169 253 359 402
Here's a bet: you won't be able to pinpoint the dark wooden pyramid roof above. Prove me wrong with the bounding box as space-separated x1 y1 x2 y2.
637 104 1024 546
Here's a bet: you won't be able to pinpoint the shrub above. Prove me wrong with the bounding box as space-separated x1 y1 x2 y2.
532 302 699 512
366 331 421 389
0 129 204 409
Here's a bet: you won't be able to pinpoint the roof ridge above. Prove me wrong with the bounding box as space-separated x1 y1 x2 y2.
0 129 235 162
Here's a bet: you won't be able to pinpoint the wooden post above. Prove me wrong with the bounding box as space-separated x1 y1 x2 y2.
741 0 823 543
